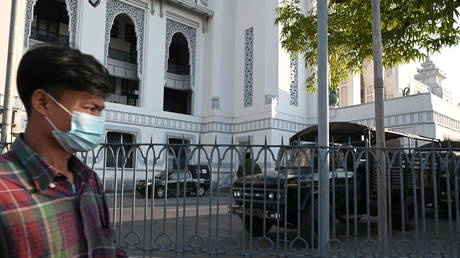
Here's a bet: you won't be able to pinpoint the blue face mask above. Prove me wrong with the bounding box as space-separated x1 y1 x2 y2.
45 94 106 153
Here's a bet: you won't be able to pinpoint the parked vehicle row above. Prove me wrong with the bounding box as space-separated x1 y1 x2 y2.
132 122 460 247
136 165 210 199
229 122 460 246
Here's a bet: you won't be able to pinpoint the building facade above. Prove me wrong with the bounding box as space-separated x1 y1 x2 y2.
0 0 320 146
1 0 460 187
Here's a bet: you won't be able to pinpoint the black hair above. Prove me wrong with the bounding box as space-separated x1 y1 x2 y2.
16 45 110 114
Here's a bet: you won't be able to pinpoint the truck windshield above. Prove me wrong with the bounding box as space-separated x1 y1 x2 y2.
279 147 313 168
279 146 351 173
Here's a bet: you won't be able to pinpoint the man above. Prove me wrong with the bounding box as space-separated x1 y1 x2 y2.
0 45 126 257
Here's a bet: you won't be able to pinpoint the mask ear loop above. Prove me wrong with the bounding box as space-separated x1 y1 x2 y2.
44 116 60 132
44 93 72 132
46 93 73 116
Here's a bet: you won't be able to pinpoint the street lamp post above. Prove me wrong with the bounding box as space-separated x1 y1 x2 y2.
2 0 19 143
317 0 329 255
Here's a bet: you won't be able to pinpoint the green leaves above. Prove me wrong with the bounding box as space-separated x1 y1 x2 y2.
275 0 460 92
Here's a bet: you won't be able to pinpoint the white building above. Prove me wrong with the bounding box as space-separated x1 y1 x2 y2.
335 56 458 140
1 0 460 187
0 0 318 147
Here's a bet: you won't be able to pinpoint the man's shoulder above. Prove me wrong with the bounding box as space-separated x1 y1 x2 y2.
0 151 22 174
0 151 28 188
0 151 32 212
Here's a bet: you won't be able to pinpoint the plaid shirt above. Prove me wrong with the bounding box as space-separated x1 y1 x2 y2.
0 136 126 257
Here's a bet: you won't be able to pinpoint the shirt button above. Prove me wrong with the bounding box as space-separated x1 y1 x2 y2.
49 183 56 188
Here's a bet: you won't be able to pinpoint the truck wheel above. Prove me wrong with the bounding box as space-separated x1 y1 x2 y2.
197 184 206 197
242 217 274 237
391 195 415 230
336 212 360 224
138 190 146 198
300 199 319 248
335 201 360 224
155 186 165 199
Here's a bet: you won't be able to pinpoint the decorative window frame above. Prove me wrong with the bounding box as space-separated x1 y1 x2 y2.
105 130 137 169
105 0 145 78
244 27 254 107
24 0 78 49
289 57 298 106
165 18 197 91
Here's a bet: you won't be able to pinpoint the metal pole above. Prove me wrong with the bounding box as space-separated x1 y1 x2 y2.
317 0 329 255
2 0 19 143
371 0 389 255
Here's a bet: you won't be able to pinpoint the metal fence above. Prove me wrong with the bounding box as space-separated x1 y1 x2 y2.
4 141 460 257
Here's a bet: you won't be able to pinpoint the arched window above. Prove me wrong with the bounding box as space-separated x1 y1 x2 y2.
164 33 193 115
29 0 69 46
106 14 140 107
167 33 190 75
106 131 136 168
108 14 137 64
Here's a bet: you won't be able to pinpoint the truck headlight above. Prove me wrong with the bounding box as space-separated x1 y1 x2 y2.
268 192 275 200
233 190 242 198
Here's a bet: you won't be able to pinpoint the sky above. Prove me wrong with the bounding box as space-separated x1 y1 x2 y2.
431 46 460 104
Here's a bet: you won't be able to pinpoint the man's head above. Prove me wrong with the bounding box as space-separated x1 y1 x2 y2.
17 45 110 116
17 46 110 153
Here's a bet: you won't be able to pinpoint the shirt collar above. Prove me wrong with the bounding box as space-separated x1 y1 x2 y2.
12 134 89 193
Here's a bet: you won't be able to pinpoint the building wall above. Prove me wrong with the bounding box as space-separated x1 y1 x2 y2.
339 60 424 106
2 0 460 149
331 93 460 141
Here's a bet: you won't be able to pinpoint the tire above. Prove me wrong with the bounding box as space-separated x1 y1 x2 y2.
138 191 146 198
300 198 319 248
155 186 165 199
139 186 153 198
335 200 361 224
242 216 274 237
336 212 361 224
197 184 206 197
391 195 415 230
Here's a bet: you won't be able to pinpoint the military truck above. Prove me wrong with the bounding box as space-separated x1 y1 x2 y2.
229 122 437 245
419 140 460 218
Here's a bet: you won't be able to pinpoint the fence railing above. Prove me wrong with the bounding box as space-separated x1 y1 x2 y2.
30 27 69 46
108 48 137 64
2 142 460 257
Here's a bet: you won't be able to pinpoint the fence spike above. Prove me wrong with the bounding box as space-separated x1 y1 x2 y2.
264 135 267 146
281 136 284 146
214 135 218 145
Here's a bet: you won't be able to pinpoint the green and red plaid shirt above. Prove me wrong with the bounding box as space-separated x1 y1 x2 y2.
0 135 126 257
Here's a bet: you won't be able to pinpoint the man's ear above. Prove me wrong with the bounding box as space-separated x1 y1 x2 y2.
30 89 51 116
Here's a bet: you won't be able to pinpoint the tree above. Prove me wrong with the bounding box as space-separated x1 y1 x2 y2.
275 0 460 93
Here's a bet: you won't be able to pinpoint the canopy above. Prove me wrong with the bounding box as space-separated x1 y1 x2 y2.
419 140 460 149
289 122 436 146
